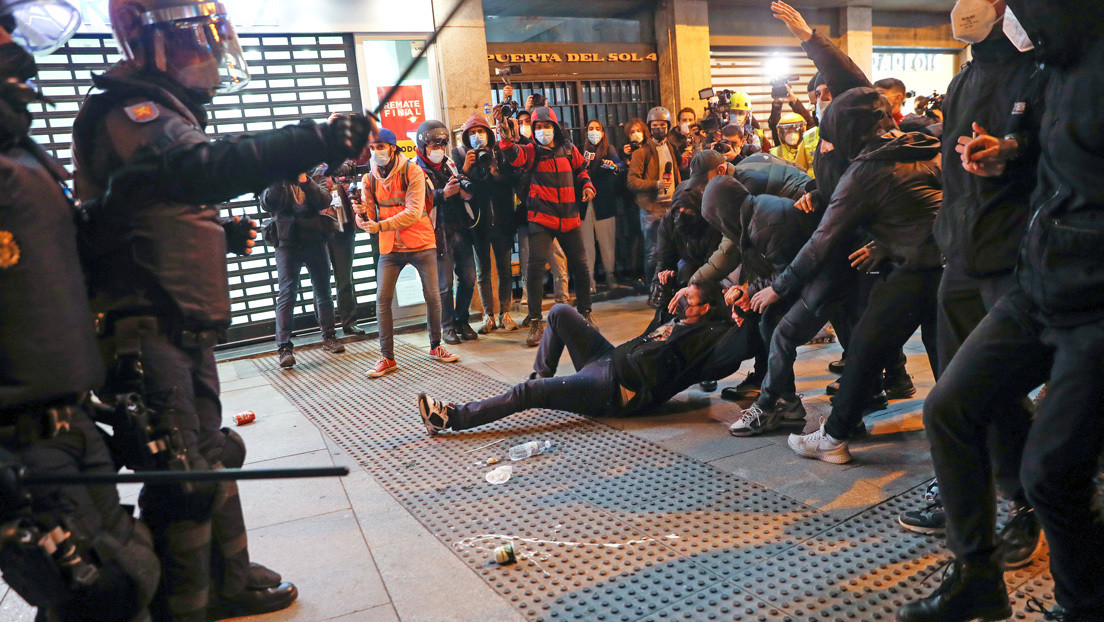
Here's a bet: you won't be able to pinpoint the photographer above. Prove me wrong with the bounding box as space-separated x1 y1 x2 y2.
667 107 701 178
413 119 478 346
496 106 596 347
628 106 682 284
728 92 767 153
714 124 750 164
580 119 624 292
261 170 346 367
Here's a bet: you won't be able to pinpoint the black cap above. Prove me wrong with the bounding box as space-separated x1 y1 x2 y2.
690 149 727 178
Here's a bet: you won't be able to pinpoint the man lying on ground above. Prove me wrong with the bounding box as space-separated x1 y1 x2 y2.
417 282 753 434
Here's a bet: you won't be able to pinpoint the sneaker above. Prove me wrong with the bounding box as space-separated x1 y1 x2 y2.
525 320 544 347
788 425 851 464
830 390 889 413
520 314 540 328
896 558 1010 622
417 393 451 435
322 334 345 354
699 380 717 392
341 322 366 337
366 358 398 378
581 311 597 328
721 373 762 401
899 481 946 534
997 502 1041 570
429 345 459 363
775 394 807 422
477 314 497 334
442 326 461 345
499 312 519 331
883 373 917 399
729 403 781 437
456 322 478 341
828 358 846 374
278 346 295 368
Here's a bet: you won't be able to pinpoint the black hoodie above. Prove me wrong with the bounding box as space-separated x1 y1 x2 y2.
773 88 942 299
1006 0 1104 326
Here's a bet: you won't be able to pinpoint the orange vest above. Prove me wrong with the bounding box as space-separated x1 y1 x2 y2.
364 156 435 254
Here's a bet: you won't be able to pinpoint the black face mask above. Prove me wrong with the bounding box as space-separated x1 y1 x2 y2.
675 208 708 238
0 42 37 82
673 295 691 320
650 127 667 142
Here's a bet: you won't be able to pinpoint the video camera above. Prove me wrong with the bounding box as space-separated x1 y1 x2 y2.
699 87 734 118
770 74 800 100
914 91 945 117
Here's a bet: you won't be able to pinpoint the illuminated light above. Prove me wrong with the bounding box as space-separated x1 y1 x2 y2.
764 52 792 80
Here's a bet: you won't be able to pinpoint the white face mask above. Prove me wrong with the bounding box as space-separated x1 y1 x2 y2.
469 132 488 149
679 122 691 134
816 100 830 122
587 130 603 144
1003 8 1034 52
730 111 748 127
519 124 532 138
372 148 392 167
951 0 999 44
783 131 802 147
630 131 644 143
535 128 554 145
427 148 445 164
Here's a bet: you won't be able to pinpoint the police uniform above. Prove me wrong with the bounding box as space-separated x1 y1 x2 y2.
71 61 364 621
0 43 160 622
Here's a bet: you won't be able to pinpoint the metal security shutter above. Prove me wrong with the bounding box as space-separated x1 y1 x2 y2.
709 48 818 134
27 33 369 345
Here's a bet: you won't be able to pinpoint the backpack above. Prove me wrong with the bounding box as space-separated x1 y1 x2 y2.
366 160 436 227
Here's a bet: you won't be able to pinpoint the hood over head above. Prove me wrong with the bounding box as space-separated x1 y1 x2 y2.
529 106 567 146
701 175 750 241
818 86 898 162
854 130 942 163
459 111 493 147
1005 0 1104 68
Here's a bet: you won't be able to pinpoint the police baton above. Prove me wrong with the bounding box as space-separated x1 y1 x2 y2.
18 466 350 486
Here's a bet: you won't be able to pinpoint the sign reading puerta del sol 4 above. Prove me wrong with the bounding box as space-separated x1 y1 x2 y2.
486 43 659 78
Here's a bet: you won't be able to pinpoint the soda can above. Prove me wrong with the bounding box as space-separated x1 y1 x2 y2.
493 543 516 565
233 410 256 426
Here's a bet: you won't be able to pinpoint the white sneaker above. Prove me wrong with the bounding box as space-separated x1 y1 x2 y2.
417 393 451 435
788 424 852 464
729 403 780 437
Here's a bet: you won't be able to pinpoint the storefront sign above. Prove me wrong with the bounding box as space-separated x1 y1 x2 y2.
378 85 426 139
872 53 941 73
487 43 659 78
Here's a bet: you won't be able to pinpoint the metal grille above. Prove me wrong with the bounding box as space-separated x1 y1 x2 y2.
27 34 371 344
491 79 660 149
709 48 819 135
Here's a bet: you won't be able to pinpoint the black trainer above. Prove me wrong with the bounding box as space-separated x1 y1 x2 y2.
829 390 888 413
884 373 917 399
828 358 846 374
997 502 1041 570
322 334 345 354
899 481 946 534
342 322 366 337
721 373 763 401
278 345 295 368
456 322 478 341
896 558 1011 622
442 326 461 345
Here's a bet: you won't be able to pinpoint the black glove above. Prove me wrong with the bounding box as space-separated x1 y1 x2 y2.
322 113 370 165
221 216 257 256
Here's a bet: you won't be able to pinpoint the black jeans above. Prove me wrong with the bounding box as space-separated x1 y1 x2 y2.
451 304 617 430
437 225 477 328
472 223 515 317
274 243 335 346
326 228 358 327
924 287 1104 617
526 223 592 317
936 261 1030 504
823 268 940 440
828 272 909 381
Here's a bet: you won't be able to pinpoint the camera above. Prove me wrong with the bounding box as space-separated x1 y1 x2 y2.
530 92 547 108
770 74 800 100
500 98 519 119
454 175 474 194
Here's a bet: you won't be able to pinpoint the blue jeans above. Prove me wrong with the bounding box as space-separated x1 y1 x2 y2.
377 249 442 360
275 243 335 347
437 226 477 328
640 209 664 283
451 304 617 430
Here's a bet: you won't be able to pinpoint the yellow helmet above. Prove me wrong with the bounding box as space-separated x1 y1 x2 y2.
779 112 806 126
729 91 751 112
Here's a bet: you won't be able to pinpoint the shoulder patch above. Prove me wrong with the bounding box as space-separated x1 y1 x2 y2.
124 102 160 123
0 231 20 269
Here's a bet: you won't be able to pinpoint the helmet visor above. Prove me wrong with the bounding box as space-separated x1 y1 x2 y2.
4 0 80 56
151 10 249 94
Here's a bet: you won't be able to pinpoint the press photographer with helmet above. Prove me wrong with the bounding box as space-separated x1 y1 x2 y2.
0 1 160 620
628 106 682 285
70 0 372 619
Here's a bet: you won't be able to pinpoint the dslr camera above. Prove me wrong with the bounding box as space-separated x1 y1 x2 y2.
770 74 800 100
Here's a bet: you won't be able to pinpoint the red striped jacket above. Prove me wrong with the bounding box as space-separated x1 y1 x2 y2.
499 138 595 232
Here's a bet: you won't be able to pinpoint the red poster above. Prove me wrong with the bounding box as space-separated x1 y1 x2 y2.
377 84 426 140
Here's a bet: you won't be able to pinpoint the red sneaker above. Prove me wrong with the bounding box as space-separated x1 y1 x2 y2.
429 346 459 363
366 358 398 378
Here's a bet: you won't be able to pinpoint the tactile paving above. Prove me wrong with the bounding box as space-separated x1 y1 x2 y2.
255 339 1059 621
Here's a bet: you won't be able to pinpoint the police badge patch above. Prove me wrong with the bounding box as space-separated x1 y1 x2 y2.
0 231 20 268
124 102 160 123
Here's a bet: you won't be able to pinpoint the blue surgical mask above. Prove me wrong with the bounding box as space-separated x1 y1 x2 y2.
587 130 603 145
469 132 487 149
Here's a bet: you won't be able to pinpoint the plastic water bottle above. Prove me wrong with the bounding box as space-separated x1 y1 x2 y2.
508 440 551 461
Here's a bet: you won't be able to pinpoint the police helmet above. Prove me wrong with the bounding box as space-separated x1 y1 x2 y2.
0 0 81 55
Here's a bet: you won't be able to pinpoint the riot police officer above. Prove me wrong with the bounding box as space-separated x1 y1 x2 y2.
0 1 160 620
70 1 371 620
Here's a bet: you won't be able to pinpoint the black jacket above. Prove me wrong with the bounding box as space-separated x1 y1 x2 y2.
933 33 1045 278
1 96 104 410
655 177 723 279
612 319 751 410
773 130 943 299
72 62 351 328
415 150 469 229
260 178 334 248
579 141 623 220
1006 0 1104 326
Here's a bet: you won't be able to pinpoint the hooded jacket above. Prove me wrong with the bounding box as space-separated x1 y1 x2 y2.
1006 0 1104 326
773 88 942 299
452 112 513 230
499 107 594 231
933 31 1045 278
72 61 348 328
655 176 723 281
260 177 334 248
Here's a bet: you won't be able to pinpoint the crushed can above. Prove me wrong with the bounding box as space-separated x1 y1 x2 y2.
233 410 256 426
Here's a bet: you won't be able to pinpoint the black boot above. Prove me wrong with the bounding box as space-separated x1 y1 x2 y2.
883 372 917 399
997 502 1041 570
207 581 298 621
342 322 366 337
442 326 461 345
896 558 1011 622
